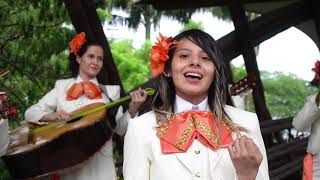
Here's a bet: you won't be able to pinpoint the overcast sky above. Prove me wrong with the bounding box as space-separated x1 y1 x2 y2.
104 11 320 81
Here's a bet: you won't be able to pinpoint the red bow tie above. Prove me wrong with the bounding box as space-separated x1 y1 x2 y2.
66 81 102 101
157 111 233 153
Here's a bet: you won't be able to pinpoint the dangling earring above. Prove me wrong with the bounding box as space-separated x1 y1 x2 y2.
163 71 171 77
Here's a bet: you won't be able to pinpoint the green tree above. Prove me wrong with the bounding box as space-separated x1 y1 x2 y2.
262 71 317 118
180 20 204 32
0 1 73 178
231 65 317 118
110 40 151 91
106 1 196 40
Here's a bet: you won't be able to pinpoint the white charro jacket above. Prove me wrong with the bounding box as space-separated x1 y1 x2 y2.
123 105 270 180
293 93 320 154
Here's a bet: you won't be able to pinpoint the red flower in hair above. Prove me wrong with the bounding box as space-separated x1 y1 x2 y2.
312 60 320 80
150 33 178 77
69 32 86 55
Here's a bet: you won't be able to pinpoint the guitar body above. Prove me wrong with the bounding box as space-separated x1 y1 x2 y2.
2 103 113 179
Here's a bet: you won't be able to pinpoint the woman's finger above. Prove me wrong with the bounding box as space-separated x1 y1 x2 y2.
233 137 240 155
228 143 236 158
239 135 248 156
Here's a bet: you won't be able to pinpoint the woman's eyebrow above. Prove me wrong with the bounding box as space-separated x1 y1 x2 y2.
175 48 191 52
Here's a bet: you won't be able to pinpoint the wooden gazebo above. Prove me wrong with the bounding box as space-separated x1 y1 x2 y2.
64 0 320 179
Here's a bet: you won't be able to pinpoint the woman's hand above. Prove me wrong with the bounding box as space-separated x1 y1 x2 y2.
128 87 147 117
228 133 263 180
40 110 71 122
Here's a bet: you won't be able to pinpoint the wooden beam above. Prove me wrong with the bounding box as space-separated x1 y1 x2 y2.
267 137 308 161
310 0 320 51
228 1 272 122
218 0 311 62
269 157 303 179
138 0 296 10
260 117 293 135
64 0 93 37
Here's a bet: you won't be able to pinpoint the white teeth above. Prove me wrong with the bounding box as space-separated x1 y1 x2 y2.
185 72 202 78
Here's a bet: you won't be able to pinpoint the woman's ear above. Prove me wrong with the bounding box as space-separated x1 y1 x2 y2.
76 55 81 64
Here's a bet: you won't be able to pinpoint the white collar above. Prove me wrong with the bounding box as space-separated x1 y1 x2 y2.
75 76 99 85
174 95 209 113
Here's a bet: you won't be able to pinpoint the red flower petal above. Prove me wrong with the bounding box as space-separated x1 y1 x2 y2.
69 32 86 55
149 33 178 77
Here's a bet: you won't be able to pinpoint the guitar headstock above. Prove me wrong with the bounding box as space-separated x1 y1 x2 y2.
230 74 257 96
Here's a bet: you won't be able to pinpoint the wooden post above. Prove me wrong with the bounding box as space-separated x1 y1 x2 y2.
228 1 272 122
310 0 320 51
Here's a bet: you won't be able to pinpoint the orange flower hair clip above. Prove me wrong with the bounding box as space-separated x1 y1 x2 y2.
150 33 178 77
312 59 320 80
69 32 86 56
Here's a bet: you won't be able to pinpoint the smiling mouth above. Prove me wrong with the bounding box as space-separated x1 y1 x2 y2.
184 72 203 80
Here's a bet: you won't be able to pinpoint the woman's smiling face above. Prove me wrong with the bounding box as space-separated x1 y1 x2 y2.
170 38 215 104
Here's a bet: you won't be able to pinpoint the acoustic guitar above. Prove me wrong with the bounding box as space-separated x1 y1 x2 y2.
2 88 154 179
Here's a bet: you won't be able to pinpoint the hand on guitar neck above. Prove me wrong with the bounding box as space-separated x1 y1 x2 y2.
128 87 147 117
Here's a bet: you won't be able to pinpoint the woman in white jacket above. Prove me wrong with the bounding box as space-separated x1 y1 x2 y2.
123 29 269 180
25 32 146 180
293 61 320 180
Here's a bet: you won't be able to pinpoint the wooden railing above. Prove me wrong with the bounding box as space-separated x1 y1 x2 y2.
260 117 307 180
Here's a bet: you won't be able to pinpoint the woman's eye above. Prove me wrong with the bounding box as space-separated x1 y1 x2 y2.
202 56 210 60
180 54 189 59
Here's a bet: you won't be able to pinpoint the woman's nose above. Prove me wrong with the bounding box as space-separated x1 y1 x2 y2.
190 56 200 67
92 58 99 64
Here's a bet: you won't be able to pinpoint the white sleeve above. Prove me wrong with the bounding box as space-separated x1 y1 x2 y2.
0 118 9 156
123 119 150 180
293 93 320 132
250 114 270 180
24 81 59 123
115 106 130 135
106 85 130 136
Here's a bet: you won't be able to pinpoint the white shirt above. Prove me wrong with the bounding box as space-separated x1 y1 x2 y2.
174 95 209 113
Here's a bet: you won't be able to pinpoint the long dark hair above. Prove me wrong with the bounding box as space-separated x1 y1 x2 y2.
153 29 243 132
68 41 104 77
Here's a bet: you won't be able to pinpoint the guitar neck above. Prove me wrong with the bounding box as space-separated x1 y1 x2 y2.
32 88 155 134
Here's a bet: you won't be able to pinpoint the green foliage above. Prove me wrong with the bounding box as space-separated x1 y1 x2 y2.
262 71 317 118
231 65 247 81
211 6 231 22
97 8 112 22
0 0 72 133
0 2 72 178
231 65 317 118
180 20 204 32
111 40 151 92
